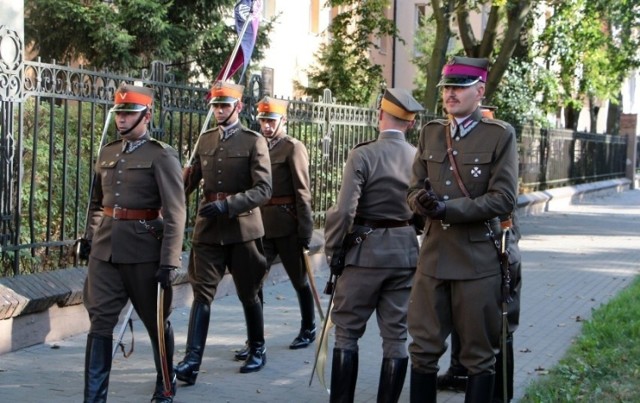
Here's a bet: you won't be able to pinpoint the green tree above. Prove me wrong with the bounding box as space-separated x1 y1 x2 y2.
415 0 535 113
537 0 640 131
299 0 398 105
24 0 274 82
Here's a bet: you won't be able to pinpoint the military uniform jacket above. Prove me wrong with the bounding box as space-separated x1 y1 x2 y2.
261 134 313 239
325 130 419 269
408 108 518 280
186 123 272 245
86 137 186 267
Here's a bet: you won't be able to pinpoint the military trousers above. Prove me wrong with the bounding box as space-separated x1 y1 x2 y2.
331 266 414 358
262 234 309 291
188 239 267 306
408 271 501 375
84 258 172 340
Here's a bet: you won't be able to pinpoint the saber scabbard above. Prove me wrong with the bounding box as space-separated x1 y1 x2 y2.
157 283 172 397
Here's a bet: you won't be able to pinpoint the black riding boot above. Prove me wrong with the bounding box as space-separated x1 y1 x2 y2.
235 288 265 360
465 373 495 403
290 285 316 349
377 357 408 403
437 331 468 392
151 322 176 402
84 334 112 403
175 301 210 385
409 369 437 403
329 348 358 403
240 301 267 373
493 334 514 403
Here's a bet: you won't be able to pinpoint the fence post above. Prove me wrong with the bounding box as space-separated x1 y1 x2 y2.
620 113 638 189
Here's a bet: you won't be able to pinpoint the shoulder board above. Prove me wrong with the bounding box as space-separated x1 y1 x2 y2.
103 139 122 148
353 139 376 149
426 119 449 126
481 118 507 129
149 138 172 149
243 127 261 137
283 135 298 145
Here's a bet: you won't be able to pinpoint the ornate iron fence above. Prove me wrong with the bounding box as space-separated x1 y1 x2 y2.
0 57 629 276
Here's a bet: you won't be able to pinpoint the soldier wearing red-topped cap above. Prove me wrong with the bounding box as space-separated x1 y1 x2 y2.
176 81 272 381
82 83 186 403
407 56 520 402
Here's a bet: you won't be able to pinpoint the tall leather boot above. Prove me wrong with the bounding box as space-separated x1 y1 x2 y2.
409 369 437 403
84 333 112 403
493 334 514 403
235 289 265 360
329 348 358 403
240 301 266 373
290 285 316 349
175 300 210 385
377 357 408 403
151 322 176 403
437 331 468 392
465 373 495 403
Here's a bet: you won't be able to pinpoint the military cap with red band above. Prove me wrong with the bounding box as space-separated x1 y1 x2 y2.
437 56 490 87
256 96 289 119
112 84 154 112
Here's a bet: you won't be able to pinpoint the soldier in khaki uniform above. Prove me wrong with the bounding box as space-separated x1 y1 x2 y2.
175 81 272 382
82 84 186 403
436 105 523 403
324 88 424 403
407 57 519 402
257 96 316 349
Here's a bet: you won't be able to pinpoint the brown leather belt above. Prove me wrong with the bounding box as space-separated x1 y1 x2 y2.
103 206 160 220
265 195 295 206
354 217 410 228
204 192 234 202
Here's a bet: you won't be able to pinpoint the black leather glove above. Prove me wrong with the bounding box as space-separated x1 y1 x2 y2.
155 266 176 289
76 238 92 260
298 237 311 250
199 199 228 218
329 251 345 277
415 180 446 220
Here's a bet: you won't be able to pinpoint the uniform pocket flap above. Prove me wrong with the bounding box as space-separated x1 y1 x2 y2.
462 153 492 165
127 161 153 169
422 149 447 163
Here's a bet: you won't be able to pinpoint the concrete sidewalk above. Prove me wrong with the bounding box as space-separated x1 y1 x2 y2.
1 188 639 402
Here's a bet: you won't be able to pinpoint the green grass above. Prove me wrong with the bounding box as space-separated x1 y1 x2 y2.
520 276 640 402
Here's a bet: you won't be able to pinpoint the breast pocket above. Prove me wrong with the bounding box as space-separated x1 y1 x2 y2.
421 149 448 184
100 165 116 186
462 152 493 183
125 160 154 185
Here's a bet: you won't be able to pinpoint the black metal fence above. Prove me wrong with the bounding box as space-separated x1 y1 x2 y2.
0 59 630 276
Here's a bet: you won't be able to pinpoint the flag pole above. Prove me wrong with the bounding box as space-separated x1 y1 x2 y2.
185 0 257 168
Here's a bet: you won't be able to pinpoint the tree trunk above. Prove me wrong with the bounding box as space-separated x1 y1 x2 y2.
423 0 455 113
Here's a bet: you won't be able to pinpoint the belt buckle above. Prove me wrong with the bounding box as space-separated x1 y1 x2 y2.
112 206 122 220
440 221 450 230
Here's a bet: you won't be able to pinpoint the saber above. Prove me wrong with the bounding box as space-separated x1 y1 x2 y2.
303 250 325 322
75 110 112 263
157 283 172 398
309 274 337 392
112 303 135 359
500 222 512 403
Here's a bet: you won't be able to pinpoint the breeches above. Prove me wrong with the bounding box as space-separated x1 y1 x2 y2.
263 235 309 291
331 266 414 358
407 272 501 375
83 258 172 341
188 240 267 306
